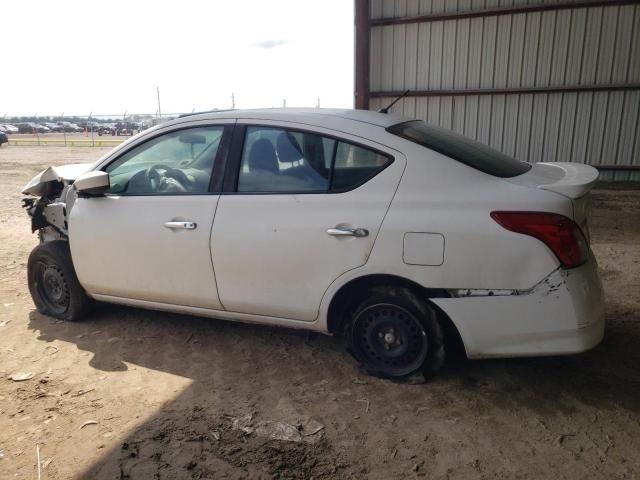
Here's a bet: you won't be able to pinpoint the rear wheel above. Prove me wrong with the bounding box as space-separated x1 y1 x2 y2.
346 287 445 379
27 241 92 321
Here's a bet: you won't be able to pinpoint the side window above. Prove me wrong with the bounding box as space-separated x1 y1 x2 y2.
236 126 392 193
331 142 391 191
105 126 224 194
238 127 332 192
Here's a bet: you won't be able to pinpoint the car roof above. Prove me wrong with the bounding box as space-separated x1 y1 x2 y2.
167 108 413 131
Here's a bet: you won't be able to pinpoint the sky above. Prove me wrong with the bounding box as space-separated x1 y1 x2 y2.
1 0 354 117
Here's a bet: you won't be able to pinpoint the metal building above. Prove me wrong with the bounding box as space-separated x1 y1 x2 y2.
355 0 640 180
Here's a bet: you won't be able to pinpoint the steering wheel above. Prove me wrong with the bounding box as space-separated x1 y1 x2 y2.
143 164 192 193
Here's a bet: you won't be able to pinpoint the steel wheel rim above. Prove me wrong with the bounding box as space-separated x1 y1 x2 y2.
352 303 428 377
35 261 70 314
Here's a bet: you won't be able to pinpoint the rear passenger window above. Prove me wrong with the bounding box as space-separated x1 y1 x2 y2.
238 127 331 192
237 126 392 193
332 142 391 191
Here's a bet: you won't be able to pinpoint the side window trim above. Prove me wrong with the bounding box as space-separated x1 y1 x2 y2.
223 124 395 195
208 124 234 193
101 123 234 196
222 123 247 193
327 139 339 192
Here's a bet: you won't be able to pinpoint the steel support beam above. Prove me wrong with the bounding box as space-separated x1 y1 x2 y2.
355 0 370 110
370 84 640 98
593 165 640 171
370 0 640 27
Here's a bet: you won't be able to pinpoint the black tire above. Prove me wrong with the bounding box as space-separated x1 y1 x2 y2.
346 286 445 380
27 241 92 321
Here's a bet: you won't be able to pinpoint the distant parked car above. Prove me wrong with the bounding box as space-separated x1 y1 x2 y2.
1 124 19 134
57 121 83 133
43 122 64 133
82 121 103 133
115 122 137 136
0 130 8 146
17 123 49 134
98 124 117 136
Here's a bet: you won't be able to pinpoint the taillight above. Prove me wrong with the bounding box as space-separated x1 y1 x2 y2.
490 211 589 269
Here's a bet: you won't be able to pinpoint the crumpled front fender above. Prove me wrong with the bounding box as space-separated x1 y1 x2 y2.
22 163 93 196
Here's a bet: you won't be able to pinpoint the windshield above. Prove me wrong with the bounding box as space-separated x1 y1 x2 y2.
387 120 532 178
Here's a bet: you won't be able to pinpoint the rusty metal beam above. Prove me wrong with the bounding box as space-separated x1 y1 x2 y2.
370 0 640 27
354 0 370 110
370 83 640 98
593 165 640 170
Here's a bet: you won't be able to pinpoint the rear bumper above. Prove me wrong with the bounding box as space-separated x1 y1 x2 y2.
432 255 605 359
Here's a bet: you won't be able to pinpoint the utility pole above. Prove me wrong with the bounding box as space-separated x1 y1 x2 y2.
34 112 39 144
88 111 94 146
231 92 235 109
61 111 66 146
316 97 321 108
156 87 162 122
283 99 286 108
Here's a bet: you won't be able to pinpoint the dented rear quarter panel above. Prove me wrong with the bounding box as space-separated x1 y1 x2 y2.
431 254 605 358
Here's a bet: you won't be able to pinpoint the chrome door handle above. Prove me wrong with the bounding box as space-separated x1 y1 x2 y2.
327 227 369 237
164 221 197 230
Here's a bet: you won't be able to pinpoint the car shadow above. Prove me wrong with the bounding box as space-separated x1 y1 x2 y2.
28 304 362 478
27 299 640 478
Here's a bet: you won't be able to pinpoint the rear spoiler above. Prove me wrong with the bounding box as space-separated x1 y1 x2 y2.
508 162 599 200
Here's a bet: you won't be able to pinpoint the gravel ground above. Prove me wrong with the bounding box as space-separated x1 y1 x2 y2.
0 145 639 479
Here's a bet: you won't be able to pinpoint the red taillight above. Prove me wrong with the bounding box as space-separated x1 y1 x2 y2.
490 211 589 269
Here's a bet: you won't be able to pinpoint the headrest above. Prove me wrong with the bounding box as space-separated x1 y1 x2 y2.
248 138 279 174
276 131 303 163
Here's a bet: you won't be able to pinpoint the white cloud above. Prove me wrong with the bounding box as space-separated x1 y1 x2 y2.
255 39 288 50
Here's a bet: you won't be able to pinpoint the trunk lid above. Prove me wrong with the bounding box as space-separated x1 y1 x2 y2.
506 162 599 241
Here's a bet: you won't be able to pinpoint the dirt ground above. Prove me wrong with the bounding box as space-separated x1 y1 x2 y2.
0 145 639 480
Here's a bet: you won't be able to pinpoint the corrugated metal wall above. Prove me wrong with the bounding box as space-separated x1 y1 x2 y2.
365 0 640 178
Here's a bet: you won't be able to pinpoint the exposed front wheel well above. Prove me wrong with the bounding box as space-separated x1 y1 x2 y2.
27 240 92 321
326 274 466 358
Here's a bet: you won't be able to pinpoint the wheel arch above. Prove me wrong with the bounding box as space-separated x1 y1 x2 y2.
325 273 466 358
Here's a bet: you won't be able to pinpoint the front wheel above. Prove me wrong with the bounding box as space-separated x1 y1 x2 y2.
27 241 92 321
346 287 445 379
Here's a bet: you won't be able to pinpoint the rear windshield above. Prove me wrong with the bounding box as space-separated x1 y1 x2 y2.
387 120 531 178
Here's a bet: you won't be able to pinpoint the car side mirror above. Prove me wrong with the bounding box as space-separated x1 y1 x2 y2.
74 171 110 196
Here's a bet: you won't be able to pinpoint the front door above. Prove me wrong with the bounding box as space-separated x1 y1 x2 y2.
211 122 405 321
69 123 231 310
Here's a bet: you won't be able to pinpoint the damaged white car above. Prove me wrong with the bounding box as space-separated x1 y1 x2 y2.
22 109 605 379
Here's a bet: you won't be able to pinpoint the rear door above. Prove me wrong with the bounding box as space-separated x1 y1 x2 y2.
211 121 405 321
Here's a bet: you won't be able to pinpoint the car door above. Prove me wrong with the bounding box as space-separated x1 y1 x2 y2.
211 121 405 321
68 123 232 310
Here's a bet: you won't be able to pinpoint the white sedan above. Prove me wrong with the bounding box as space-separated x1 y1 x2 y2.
22 109 604 379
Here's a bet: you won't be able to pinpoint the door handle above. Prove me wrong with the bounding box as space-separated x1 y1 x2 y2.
327 226 369 238
164 221 197 230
